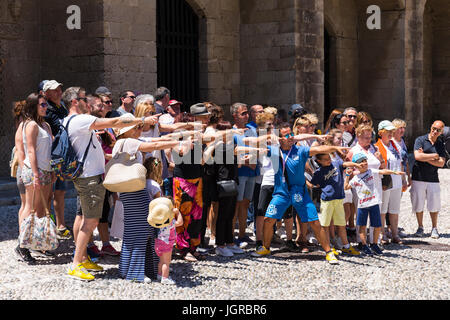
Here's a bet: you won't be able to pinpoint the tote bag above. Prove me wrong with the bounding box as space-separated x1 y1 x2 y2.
19 189 59 251
103 139 147 193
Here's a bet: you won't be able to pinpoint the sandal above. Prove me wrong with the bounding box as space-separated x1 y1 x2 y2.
183 252 198 262
296 241 310 253
192 252 206 261
392 237 403 245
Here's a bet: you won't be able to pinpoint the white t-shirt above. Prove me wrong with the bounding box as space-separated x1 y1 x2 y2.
383 141 402 190
139 123 161 160
146 179 161 201
111 138 144 164
62 114 104 178
349 169 382 208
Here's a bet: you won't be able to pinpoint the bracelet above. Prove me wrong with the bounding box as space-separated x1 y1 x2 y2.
141 116 145 126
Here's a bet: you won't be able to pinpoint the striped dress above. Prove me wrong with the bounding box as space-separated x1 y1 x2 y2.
119 188 159 282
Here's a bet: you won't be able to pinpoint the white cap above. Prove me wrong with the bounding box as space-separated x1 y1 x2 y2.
43 80 63 92
115 113 138 137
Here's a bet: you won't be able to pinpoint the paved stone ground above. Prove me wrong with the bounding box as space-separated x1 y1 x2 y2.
0 170 449 300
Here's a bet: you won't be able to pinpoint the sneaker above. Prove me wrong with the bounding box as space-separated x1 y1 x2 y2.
86 246 101 262
369 243 383 255
56 227 72 240
81 257 104 272
241 235 254 244
414 227 425 238
331 247 341 256
30 250 55 258
161 277 176 285
251 246 271 257
100 244 120 256
341 245 360 256
361 244 373 255
284 240 297 252
307 233 319 245
215 246 234 257
67 264 95 281
276 227 287 240
326 251 339 265
15 246 36 264
227 244 245 254
431 228 439 239
235 238 248 249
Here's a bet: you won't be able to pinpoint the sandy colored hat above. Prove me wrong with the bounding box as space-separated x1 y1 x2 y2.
148 197 174 228
43 80 63 92
115 113 138 137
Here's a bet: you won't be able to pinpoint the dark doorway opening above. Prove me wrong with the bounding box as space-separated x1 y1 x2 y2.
156 0 200 111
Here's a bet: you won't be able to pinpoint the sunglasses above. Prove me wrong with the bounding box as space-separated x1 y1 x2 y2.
340 121 349 126
39 102 48 108
127 95 136 100
240 111 248 116
347 115 357 119
104 100 113 105
284 133 294 139
431 127 442 133
77 97 87 102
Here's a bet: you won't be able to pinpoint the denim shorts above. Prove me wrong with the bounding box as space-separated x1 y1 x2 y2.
356 204 382 228
237 176 256 201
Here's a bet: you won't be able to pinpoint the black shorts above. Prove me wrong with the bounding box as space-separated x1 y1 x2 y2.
257 185 273 217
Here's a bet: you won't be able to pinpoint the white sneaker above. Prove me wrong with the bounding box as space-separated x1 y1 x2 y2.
215 246 234 257
307 233 318 245
431 228 439 239
276 227 287 240
227 244 244 254
161 277 176 285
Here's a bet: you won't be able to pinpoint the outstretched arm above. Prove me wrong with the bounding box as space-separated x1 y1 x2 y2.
309 145 349 157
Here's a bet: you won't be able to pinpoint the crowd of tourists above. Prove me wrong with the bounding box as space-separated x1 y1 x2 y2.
11 80 448 284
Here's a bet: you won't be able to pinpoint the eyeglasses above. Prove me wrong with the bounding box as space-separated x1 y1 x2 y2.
127 95 136 100
266 122 274 127
240 111 248 116
431 127 443 133
39 102 48 108
77 97 87 102
340 121 349 126
103 100 113 105
362 120 372 124
347 115 357 119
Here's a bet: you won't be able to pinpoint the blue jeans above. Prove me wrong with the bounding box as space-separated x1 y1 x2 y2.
162 177 173 197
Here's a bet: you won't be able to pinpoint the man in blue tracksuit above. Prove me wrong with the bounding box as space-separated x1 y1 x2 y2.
252 123 349 264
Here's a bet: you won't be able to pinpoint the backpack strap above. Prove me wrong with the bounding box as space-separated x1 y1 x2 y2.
65 114 95 164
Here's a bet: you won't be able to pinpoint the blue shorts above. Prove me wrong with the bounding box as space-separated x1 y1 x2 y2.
356 205 382 228
265 186 318 223
53 178 67 191
237 176 256 201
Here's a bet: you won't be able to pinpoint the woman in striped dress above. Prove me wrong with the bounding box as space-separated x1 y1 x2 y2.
112 114 187 282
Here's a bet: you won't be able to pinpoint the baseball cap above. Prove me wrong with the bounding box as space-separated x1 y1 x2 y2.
289 104 306 116
190 103 210 116
43 80 63 92
38 80 49 92
378 120 396 131
169 99 182 106
95 86 112 96
352 153 368 163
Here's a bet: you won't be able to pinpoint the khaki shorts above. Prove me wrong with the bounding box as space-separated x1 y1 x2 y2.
319 199 346 227
73 175 106 220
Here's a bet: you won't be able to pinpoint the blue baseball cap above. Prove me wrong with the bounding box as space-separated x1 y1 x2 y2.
352 153 368 163
38 80 49 92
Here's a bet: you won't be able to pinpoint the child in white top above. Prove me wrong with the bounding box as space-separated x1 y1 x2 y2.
344 153 405 255
143 156 162 200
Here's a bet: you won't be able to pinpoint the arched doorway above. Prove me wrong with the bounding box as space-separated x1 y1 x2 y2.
156 0 200 110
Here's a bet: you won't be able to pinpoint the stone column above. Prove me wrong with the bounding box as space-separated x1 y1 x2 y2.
404 0 427 145
294 0 324 127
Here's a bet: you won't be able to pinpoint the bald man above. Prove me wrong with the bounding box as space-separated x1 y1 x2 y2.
411 120 446 239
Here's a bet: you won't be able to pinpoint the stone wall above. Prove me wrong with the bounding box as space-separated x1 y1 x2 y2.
240 0 296 115
0 0 41 176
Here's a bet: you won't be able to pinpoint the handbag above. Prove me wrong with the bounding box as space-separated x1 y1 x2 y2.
216 180 238 198
18 188 59 251
10 147 19 178
103 139 147 193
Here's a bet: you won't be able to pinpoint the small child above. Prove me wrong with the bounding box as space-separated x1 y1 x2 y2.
344 153 405 255
148 197 183 285
143 156 163 200
311 153 361 264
